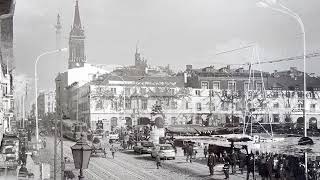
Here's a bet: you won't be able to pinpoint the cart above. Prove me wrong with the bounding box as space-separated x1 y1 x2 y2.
91 137 107 158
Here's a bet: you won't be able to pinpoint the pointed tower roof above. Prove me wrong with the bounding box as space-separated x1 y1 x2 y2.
73 0 81 29
55 14 62 31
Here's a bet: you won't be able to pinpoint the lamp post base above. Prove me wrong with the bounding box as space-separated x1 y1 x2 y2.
78 169 84 180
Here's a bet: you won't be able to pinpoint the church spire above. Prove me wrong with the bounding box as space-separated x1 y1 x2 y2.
73 0 81 29
68 0 86 69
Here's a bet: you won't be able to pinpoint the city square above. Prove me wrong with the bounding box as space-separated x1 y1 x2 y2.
0 0 320 179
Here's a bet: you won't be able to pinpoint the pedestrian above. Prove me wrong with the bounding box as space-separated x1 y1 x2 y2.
110 145 116 159
275 163 286 180
267 155 274 180
238 151 246 174
223 151 231 165
204 146 208 158
259 154 269 180
297 161 306 180
207 152 217 176
156 154 162 169
308 164 318 180
246 154 255 180
186 143 193 163
42 138 46 148
229 149 237 174
223 160 230 179
183 143 187 156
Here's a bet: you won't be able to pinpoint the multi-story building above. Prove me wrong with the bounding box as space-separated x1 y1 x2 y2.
0 0 15 137
68 75 186 131
184 65 320 128
64 60 320 132
37 90 56 118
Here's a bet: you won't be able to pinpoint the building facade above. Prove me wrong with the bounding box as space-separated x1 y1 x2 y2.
37 90 56 119
62 63 320 132
70 75 186 131
183 65 320 128
0 0 15 136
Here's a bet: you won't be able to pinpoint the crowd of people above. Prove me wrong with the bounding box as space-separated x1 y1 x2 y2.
206 147 320 180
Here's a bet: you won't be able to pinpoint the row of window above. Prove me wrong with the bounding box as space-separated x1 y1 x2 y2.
100 87 176 96
200 81 263 91
110 99 148 110
91 99 317 112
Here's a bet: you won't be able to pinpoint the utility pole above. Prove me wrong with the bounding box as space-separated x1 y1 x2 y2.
54 14 62 180
53 78 60 180
232 92 234 133
22 95 25 128
60 80 64 180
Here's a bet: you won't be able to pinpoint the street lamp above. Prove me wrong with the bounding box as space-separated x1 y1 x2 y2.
257 1 309 178
257 0 307 138
34 48 67 149
71 135 92 180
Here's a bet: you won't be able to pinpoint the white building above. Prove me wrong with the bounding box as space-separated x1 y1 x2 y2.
61 70 320 132
70 75 185 131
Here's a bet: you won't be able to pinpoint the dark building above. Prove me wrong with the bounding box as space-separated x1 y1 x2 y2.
68 0 86 69
184 65 268 93
184 65 320 92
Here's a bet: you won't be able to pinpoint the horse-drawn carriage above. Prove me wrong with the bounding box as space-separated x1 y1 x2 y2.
91 137 107 158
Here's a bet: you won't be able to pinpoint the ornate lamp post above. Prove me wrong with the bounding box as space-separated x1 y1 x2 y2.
71 135 92 180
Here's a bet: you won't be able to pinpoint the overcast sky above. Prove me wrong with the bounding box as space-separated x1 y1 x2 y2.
14 0 320 91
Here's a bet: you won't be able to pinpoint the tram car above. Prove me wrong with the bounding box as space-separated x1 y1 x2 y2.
57 120 87 141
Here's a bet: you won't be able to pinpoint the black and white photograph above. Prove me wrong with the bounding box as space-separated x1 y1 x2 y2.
0 0 320 179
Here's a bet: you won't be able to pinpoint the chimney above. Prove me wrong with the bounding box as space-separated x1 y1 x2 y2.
186 65 193 71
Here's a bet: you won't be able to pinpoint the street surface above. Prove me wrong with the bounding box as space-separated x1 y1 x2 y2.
38 136 260 180
34 135 320 180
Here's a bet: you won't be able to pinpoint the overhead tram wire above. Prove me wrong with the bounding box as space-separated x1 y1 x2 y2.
210 50 320 67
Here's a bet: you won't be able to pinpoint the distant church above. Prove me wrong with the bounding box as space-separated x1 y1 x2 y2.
68 0 86 69
55 0 108 119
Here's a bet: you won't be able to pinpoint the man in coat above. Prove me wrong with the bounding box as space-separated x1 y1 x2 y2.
186 143 194 163
207 152 217 176
238 151 246 174
229 149 237 174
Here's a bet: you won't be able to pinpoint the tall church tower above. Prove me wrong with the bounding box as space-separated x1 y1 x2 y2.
68 0 86 69
55 14 62 50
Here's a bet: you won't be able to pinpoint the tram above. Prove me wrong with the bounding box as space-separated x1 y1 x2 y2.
57 120 87 141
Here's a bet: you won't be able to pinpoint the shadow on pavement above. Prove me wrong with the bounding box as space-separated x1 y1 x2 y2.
120 150 140 155
134 155 155 162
